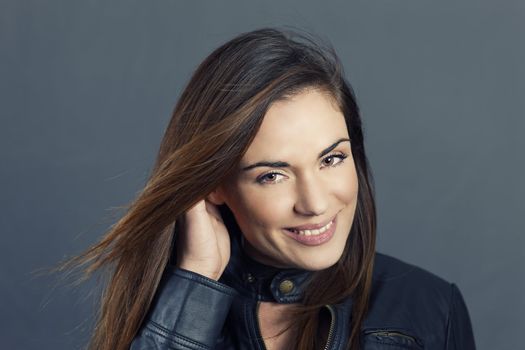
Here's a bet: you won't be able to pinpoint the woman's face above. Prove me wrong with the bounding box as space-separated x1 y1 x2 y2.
213 88 359 270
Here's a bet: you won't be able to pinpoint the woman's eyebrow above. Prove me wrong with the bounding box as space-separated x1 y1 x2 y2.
241 138 351 171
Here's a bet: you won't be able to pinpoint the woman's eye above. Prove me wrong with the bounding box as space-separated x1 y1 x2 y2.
322 153 348 167
257 172 284 185
256 153 348 185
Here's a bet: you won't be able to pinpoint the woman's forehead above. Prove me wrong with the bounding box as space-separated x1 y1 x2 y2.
242 89 348 161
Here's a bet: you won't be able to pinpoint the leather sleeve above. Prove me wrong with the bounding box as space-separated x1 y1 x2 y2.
130 268 238 350
444 283 477 350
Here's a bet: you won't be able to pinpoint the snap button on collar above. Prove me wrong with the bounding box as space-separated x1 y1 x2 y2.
278 279 295 294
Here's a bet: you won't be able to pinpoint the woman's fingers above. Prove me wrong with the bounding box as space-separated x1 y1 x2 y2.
176 198 231 280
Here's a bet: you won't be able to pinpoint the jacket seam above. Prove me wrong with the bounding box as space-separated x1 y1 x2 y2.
146 320 210 350
143 326 204 350
444 282 455 349
174 269 238 296
366 338 420 349
245 301 265 350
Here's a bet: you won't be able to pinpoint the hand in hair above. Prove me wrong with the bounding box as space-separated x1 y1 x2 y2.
175 199 231 281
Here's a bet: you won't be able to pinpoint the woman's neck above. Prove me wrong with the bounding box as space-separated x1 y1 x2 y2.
257 301 298 350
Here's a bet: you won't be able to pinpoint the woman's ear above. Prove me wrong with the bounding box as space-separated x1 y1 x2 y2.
206 187 226 206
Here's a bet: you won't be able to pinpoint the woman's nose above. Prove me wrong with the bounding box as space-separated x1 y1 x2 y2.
293 174 329 216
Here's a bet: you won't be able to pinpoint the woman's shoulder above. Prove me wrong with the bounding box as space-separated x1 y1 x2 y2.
372 251 451 289
370 251 455 307
362 251 474 348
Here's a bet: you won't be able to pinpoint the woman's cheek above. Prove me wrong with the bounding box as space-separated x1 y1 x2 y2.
337 179 358 203
240 188 292 225
336 163 359 201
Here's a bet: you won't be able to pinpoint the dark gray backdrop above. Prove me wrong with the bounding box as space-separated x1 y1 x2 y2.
1 0 523 349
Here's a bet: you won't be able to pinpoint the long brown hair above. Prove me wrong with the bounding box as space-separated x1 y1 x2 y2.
62 27 376 350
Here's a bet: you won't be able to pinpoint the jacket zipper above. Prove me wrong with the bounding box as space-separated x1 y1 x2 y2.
365 330 417 342
323 304 336 350
256 302 336 350
255 301 268 350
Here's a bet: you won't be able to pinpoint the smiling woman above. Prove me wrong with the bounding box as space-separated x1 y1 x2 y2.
208 88 358 271
65 27 476 350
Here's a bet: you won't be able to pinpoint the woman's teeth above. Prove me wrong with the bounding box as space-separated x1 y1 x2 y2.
289 220 333 236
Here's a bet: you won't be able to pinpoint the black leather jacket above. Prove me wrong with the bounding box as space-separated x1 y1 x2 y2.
131 228 476 349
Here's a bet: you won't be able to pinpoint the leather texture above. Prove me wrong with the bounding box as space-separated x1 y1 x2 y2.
131 226 476 349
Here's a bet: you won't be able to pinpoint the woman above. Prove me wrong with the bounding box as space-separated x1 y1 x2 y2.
70 28 476 349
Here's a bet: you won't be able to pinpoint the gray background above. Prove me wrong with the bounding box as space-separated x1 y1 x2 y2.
1 0 523 349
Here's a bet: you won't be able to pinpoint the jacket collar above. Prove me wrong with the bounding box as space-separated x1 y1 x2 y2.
219 215 313 304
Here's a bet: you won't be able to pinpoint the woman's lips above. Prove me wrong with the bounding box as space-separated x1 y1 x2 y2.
282 215 337 246
286 214 337 231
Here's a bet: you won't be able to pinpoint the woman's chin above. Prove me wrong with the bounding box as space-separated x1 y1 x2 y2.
249 253 340 271
289 253 343 271
243 240 345 271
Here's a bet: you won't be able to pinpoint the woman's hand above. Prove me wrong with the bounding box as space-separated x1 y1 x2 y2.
176 199 231 281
